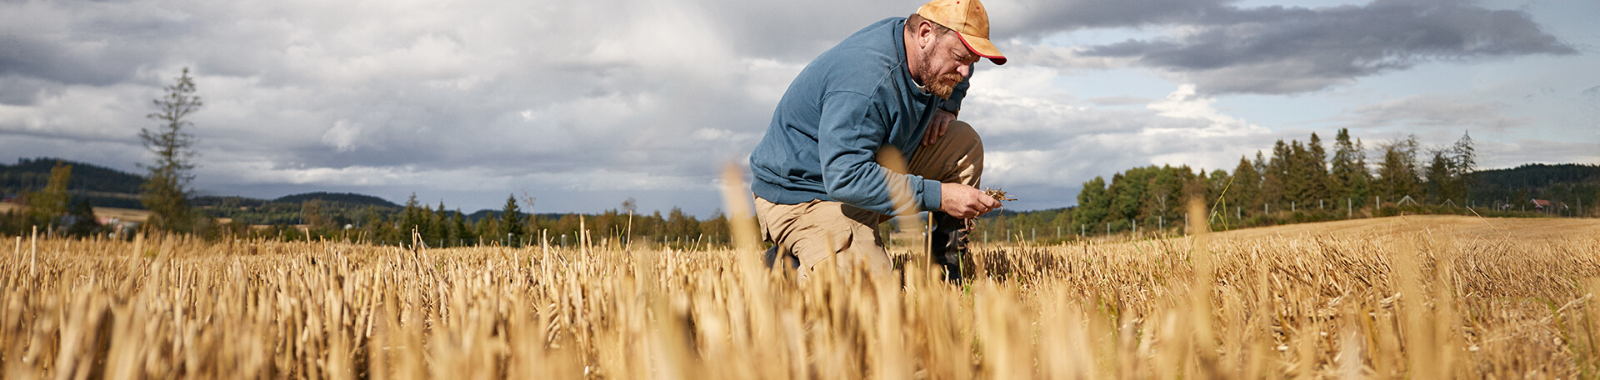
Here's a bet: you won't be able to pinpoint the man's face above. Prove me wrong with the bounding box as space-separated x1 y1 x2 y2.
920 30 979 99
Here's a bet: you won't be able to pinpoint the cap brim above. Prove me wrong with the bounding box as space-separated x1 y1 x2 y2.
955 33 1006 65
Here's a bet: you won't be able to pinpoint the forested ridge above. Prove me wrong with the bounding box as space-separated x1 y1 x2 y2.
970 130 1597 242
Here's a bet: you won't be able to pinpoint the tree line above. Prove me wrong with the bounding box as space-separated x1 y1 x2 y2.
271 195 735 249
969 128 1596 242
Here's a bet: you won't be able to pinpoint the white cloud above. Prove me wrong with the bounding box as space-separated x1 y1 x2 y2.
321 120 361 152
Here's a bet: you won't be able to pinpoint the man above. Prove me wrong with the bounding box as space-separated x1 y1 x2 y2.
748 0 1005 282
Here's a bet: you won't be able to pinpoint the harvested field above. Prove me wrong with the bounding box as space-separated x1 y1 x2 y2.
2 215 1598 379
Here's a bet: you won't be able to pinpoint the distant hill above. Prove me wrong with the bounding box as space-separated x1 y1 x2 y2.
1 157 146 208
1469 163 1599 207
274 192 400 208
0 157 144 194
2 157 409 220
1471 164 1600 188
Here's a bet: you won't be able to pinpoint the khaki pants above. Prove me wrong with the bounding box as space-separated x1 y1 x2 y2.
754 120 983 282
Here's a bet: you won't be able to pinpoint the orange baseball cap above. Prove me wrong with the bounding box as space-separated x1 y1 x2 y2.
916 0 1006 65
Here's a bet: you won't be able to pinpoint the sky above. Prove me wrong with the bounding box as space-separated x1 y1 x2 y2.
1 0 1596 216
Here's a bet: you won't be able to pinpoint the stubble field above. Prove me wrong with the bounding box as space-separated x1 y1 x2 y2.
3 215 1598 379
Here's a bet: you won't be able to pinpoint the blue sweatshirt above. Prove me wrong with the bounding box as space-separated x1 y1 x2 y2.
749 17 969 216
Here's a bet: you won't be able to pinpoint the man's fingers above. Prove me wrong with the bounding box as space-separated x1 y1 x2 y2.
923 122 946 146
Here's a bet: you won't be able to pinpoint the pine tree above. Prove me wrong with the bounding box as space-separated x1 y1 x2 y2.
428 201 446 245
501 195 524 246
1375 135 1421 201
1351 138 1372 207
140 67 202 233
1261 146 1286 208
400 194 424 240
1306 132 1331 202
1424 149 1455 203
450 209 468 246
1284 140 1311 204
1330 128 1366 203
1230 157 1261 216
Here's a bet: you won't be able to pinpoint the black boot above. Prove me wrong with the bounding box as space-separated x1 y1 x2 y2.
929 212 971 281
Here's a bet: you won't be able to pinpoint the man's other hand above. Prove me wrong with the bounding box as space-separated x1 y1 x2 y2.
922 109 957 146
939 182 1000 219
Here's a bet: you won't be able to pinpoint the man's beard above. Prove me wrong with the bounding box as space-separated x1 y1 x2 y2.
925 72 962 99
918 54 963 99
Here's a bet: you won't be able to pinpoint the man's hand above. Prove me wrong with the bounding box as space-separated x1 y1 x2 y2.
939 182 1001 219
922 109 957 146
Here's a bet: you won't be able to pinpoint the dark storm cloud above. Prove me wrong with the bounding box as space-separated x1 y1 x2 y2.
1064 0 1577 94
993 0 1234 37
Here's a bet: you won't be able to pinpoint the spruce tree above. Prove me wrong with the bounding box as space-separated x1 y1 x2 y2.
450 209 468 246
1424 149 1454 203
1261 146 1286 208
1330 129 1364 202
1230 157 1261 216
1306 133 1331 202
400 194 425 240
501 195 524 246
1284 140 1309 203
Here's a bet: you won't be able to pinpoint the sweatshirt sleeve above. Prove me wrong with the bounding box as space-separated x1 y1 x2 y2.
817 91 942 215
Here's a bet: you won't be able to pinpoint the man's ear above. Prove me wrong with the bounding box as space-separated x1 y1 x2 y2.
915 21 935 49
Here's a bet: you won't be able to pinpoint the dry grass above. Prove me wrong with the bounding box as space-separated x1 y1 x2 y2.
2 215 1598 379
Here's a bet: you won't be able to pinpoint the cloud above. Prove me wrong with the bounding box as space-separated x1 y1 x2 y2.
1478 138 1600 168
1057 0 1576 94
962 68 1275 209
1335 95 1532 132
990 0 1233 37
